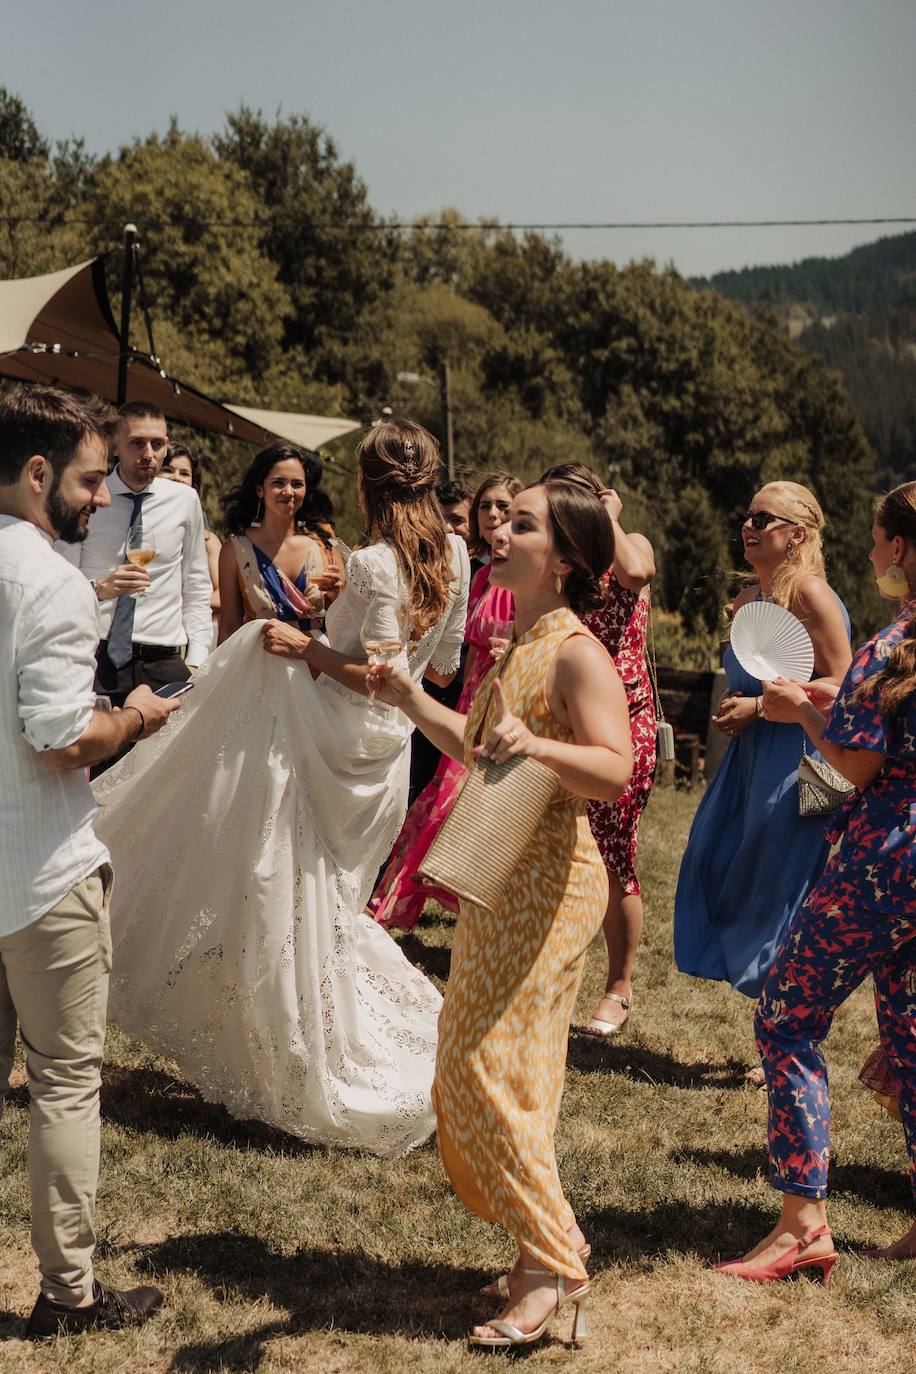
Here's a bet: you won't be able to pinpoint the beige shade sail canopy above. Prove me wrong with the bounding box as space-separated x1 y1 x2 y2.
0 257 361 452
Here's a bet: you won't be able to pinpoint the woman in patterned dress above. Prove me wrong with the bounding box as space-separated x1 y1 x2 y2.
542 464 656 1035
373 481 634 1347
717 481 916 1283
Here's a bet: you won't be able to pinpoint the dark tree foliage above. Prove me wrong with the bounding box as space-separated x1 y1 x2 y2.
0 87 49 162
697 231 916 315
698 232 916 491
214 107 397 387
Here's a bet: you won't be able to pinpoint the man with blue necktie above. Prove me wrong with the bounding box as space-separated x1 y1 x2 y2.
59 402 212 710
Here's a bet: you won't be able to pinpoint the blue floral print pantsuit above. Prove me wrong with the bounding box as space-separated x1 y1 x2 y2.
755 604 916 1199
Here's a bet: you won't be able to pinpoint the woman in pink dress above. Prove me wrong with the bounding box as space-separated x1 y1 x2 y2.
542 464 657 1035
368 471 522 930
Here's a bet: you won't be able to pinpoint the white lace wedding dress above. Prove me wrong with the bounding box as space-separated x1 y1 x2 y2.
94 536 469 1157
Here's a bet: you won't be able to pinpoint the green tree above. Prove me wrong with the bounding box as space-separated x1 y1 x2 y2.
214 107 393 384
0 87 48 162
85 125 290 384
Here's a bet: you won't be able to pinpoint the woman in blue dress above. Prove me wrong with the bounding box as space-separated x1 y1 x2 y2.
218 443 327 639
716 480 916 1281
674 482 852 1023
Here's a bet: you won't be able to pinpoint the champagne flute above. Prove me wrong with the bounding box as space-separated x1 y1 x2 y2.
126 523 156 598
361 594 409 733
489 618 514 663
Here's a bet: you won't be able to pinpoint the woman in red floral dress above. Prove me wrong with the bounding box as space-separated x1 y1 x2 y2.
543 465 656 1034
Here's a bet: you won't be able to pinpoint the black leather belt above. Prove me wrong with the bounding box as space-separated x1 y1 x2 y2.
101 640 183 662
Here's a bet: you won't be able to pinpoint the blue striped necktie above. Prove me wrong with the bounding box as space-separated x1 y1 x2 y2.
107 492 149 670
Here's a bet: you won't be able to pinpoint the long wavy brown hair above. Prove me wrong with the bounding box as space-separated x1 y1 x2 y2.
358 419 454 639
854 481 916 718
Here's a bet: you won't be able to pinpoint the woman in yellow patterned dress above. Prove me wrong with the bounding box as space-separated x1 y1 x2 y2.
374 481 634 1348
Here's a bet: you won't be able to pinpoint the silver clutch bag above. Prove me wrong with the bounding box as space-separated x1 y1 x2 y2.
797 750 855 817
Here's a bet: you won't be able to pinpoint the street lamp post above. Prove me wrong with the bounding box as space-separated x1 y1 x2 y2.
395 364 455 480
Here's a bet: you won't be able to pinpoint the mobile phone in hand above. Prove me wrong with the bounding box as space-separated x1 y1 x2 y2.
155 681 195 699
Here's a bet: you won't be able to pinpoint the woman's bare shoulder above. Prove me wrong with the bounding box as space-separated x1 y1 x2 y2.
731 585 759 613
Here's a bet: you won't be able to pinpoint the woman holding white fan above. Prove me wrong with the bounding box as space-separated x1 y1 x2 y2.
674 482 851 1047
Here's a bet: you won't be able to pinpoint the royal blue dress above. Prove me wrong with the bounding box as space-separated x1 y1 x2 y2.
674 600 850 999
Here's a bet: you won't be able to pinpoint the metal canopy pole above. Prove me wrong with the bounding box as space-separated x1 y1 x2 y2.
438 358 455 480
116 223 137 407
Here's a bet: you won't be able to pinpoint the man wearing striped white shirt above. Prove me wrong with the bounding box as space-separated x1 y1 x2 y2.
0 385 178 1340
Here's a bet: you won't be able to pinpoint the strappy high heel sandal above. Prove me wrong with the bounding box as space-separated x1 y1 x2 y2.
469 1268 591 1349
582 991 632 1036
479 1243 591 1300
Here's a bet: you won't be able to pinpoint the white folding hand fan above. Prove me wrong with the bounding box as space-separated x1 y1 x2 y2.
730 601 815 682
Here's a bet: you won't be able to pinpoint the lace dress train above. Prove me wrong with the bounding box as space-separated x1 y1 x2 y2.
94 538 469 1157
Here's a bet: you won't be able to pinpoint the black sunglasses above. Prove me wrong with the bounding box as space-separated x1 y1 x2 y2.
741 510 794 532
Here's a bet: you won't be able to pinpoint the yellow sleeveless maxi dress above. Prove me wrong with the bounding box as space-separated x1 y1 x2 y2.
433 608 610 1282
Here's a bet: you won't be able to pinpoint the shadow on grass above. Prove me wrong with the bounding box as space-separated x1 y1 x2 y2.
581 1197 778 1266
98 1065 324 1157
566 1034 748 1090
397 931 452 984
0 1309 26 1343
683 1146 913 1209
138 1233 533 1370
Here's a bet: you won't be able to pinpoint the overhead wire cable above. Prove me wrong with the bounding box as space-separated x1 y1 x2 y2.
1 215 915 231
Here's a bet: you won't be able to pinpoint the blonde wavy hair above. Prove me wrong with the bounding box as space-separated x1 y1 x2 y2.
754 480 827 610
357 418 453 639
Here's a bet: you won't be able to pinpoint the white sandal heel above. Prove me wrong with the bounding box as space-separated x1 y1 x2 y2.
479 1243 591 1299
583 991 632 1036
469 1269 591 1349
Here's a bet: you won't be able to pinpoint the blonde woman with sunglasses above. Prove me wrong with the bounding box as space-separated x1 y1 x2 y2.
674 483 851 1068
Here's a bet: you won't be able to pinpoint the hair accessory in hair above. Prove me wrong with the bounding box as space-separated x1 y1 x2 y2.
403 438 415 459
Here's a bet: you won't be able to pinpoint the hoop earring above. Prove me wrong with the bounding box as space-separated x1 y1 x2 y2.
554 572 563 595
252 496 263 528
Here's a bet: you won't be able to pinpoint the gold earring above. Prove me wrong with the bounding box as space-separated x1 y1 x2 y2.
554 572 563 595
252 495 263 527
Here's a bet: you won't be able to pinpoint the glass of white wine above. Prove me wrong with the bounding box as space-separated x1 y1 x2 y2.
489 618 514 663
361 594 409 734
126 523 156 598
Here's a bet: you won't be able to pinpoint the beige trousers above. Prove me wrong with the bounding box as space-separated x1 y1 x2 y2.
0 866 112 1306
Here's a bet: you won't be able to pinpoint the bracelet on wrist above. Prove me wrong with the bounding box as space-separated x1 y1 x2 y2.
755 695 764 717
122 705 145 739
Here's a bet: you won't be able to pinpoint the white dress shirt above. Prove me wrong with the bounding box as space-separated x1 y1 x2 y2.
0 516 109 936
58 468 212 667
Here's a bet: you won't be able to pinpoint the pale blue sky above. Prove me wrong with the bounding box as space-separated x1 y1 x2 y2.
4 0 914 276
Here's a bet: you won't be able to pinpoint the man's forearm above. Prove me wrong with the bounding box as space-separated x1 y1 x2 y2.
42 707 142 771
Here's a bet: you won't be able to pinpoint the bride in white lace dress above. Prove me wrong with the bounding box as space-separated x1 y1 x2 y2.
93 421 469 1157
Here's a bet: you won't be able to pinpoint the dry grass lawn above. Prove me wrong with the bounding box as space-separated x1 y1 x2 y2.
0 785 912 1371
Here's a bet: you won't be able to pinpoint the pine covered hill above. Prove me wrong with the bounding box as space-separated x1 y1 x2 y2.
697 232 916 489
0 90 888 653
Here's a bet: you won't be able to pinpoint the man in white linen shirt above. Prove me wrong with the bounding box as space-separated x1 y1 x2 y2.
0 384 179 1340
59 401 212 707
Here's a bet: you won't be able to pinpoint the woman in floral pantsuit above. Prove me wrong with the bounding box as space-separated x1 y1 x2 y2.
717 481 916 1284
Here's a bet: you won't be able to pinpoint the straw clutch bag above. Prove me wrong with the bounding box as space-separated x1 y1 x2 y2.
419 750 560 912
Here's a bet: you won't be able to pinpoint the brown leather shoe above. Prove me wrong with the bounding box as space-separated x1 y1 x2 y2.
25 1279 164 1339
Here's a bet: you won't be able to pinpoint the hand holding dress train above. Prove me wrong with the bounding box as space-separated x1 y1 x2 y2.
93 536 469 1157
